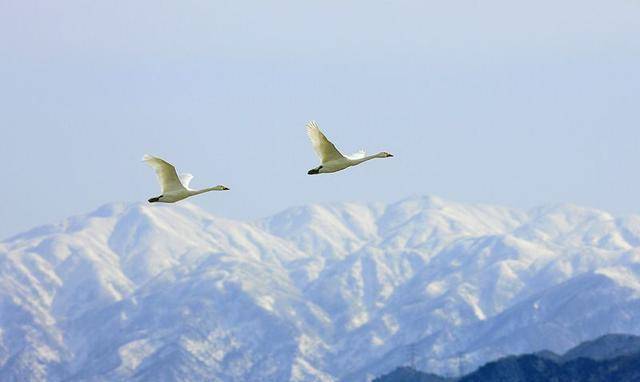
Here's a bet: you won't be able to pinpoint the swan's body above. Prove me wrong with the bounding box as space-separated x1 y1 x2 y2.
143 154 229 203
306 121 393 175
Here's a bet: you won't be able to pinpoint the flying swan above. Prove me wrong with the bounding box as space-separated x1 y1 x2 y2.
306 121 393 175
143 154 229 203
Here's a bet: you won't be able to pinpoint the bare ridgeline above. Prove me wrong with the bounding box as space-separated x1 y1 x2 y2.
375 334 640 382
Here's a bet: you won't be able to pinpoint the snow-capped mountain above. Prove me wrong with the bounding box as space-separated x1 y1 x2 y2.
1 196 640 381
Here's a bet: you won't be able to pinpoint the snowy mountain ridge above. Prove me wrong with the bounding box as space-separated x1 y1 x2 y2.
1 196 640 381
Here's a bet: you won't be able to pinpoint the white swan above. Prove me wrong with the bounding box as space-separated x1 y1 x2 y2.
143 154 229 203
306 121 393 175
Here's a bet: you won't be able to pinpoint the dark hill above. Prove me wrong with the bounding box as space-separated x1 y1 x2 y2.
373 334 640 382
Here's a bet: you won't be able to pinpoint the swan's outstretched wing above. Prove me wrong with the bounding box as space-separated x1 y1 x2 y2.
179 173 194 190
346 149 366 160
142 154 185 193
306 121 344 163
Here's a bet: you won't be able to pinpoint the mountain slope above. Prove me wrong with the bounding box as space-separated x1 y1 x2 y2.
561 334 640 362
1 196 640 381
374 334 640 382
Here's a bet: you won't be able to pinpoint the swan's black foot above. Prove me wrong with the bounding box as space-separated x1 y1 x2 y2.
148 196 161 203
308 166 322 175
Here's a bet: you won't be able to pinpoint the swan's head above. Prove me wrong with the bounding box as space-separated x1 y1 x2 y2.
379 152 394 158
214 185 230 191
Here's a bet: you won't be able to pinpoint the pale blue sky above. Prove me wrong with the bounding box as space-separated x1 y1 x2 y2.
1 0 639 238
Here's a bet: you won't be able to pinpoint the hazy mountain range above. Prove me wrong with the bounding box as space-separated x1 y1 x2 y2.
1 196 640 381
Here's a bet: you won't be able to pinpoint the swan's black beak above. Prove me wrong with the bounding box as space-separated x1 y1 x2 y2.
388 154 394 157
222 186 230 190
308 168 320 175
148 196 160 203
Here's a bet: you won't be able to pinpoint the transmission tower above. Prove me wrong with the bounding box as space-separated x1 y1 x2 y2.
409 343 417 369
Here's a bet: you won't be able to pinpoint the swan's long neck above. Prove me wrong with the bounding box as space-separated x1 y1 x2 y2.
351 153 385 165
191 186 221 195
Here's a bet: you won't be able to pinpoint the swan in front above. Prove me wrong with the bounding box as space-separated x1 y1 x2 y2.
305 121 393 175
143 154 229 203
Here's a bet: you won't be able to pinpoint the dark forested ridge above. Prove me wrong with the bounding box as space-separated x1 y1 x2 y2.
373 334 640 382
372 367 450 382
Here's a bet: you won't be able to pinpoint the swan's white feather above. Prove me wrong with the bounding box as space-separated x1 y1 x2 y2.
306 121 344 163
142 154 186 194
346 149 366 160
179 173 194 190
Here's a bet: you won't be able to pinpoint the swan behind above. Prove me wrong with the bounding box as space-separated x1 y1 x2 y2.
306 121 393 175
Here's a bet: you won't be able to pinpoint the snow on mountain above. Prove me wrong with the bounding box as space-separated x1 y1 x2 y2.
1 196 639 381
